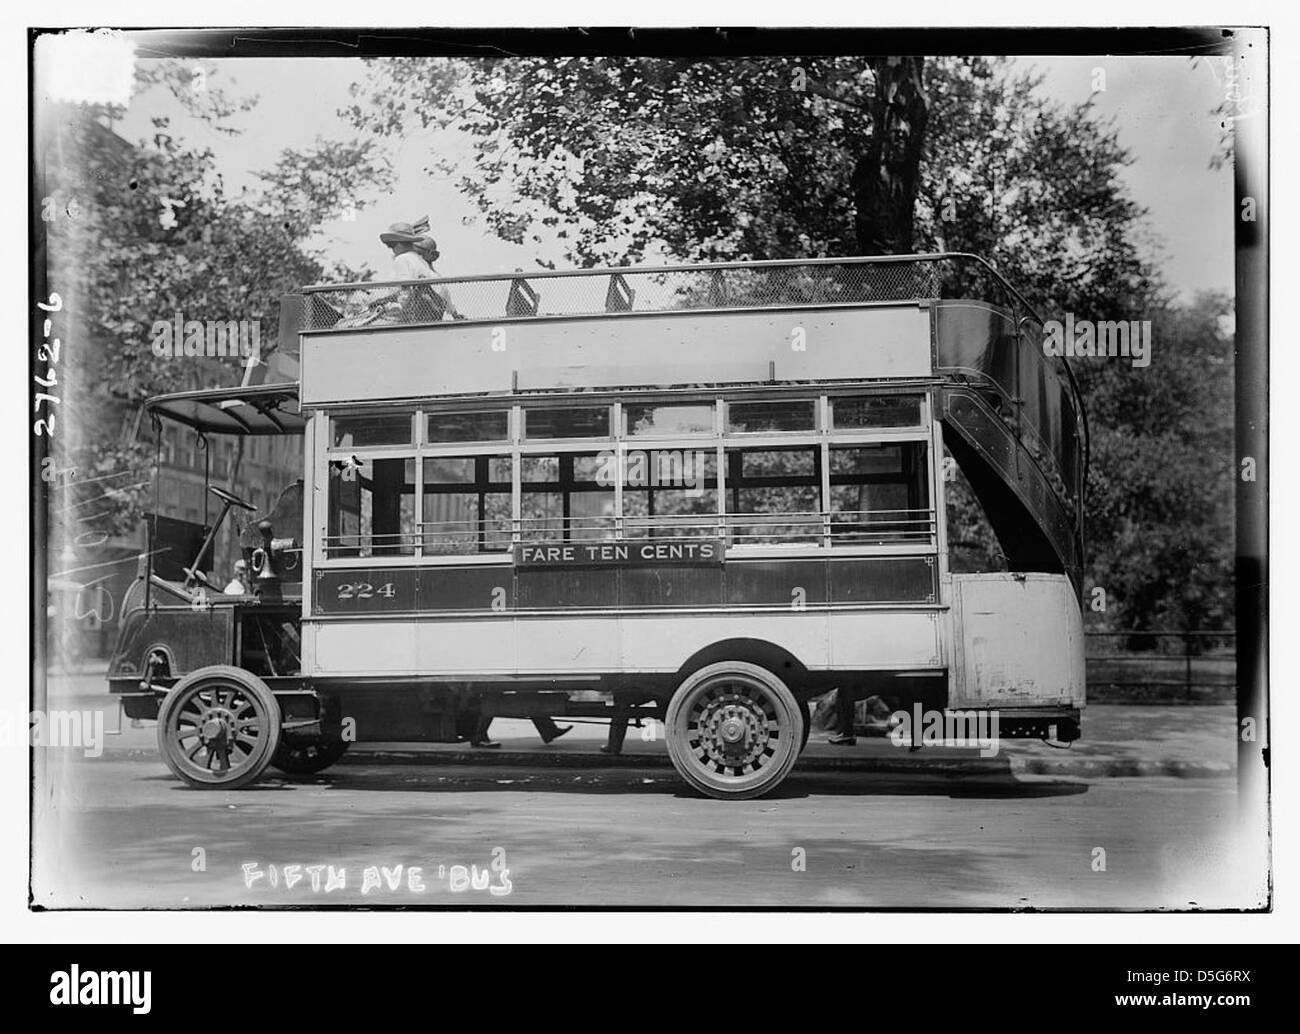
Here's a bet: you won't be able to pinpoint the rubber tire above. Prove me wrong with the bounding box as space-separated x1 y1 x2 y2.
665 660 802 801
156 665 281 789
271 739 349 775
798 699 812 755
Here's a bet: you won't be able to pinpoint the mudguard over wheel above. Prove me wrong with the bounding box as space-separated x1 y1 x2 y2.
665 661 802 800
271 739 349 775
156 665 281 789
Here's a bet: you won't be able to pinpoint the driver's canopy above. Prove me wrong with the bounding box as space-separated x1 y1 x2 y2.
144 383 304 596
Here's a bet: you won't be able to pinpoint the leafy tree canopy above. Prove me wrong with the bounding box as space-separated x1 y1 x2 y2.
41 59 391 533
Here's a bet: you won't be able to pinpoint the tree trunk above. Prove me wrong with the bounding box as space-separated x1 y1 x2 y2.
853 57 929 256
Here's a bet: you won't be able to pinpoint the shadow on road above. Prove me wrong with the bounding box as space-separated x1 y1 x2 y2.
154 761 1094 801
768 771 1088 800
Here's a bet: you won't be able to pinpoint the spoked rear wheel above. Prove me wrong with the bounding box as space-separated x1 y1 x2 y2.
156 666 281 789
665 661 802 800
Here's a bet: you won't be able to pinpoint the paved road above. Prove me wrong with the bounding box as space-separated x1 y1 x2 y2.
30 746 1263 910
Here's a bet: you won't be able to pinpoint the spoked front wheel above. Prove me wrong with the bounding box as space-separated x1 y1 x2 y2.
665 661 802 800
156 666 281 789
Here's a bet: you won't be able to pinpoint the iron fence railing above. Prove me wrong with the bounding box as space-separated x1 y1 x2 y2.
1085 630 1236 701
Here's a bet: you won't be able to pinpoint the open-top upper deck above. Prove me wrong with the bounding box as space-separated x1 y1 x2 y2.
294 255 1083 453
290 253 1087 577
300 252 1034 332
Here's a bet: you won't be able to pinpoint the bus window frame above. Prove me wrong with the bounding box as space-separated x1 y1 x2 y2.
314 391 938 568
421 453 514 557
324 453 420 559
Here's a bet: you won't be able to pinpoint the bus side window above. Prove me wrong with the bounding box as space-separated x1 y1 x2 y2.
725 447 821 544
828 443 931 544
622 451 718 539
422 456 512 555
325 457 417 558
520 454 615 543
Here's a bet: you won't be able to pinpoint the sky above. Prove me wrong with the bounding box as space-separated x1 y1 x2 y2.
1010 55 1235 300
106 52 1236 300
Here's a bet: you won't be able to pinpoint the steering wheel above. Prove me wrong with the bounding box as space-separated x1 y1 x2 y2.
209 485 257 511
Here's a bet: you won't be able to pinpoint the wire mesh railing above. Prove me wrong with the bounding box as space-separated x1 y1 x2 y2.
300 253 1028 333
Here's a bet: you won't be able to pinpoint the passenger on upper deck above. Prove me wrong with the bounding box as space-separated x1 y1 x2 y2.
380 221 431 279
414 234 463 320
378 220 462 321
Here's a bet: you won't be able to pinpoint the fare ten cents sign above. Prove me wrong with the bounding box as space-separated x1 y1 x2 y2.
515 539 723 567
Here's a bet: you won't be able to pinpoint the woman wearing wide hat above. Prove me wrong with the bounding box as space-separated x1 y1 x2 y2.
378 219 460 320
379 221 431 279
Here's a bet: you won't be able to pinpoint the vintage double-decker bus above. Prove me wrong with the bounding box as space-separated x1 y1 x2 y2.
107 253 1087 799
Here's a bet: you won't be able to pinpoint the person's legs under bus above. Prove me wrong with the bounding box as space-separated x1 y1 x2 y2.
472 691 500 749
830 685 858 746
532 716 573 744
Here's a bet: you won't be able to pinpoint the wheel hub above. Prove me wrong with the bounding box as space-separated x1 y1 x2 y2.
719 716 747 743
197 705 238 744
696 691 770 769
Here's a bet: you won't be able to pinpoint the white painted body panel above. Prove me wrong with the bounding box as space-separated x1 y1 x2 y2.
303 608 943 678
301 306 933 404
948 573 1085 707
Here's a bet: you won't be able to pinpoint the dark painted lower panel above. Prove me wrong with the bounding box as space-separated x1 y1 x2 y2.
726 560 828 606
516 568 621 609
619 566 725 608
418 567 511 612
313 569 417 614
829 556 937 604
312 555 939 614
